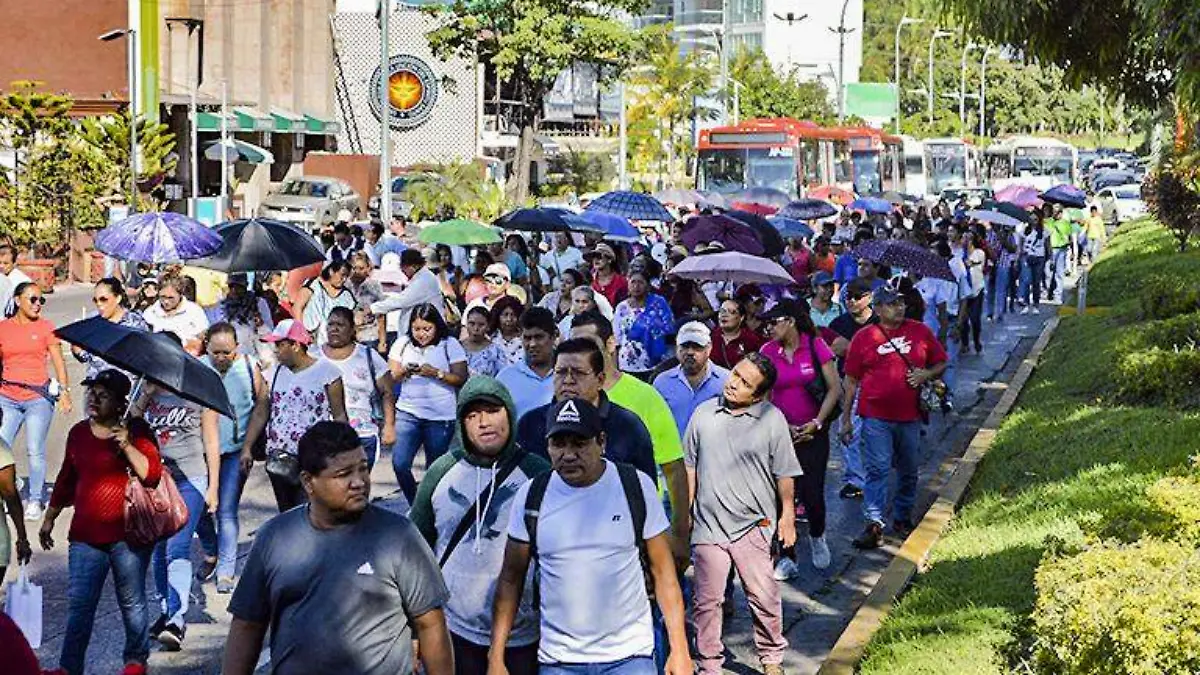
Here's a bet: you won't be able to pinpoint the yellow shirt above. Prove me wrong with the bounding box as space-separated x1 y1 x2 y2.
181 266 228 308
1083 216 1107 243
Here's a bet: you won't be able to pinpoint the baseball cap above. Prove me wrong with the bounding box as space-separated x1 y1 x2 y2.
227 272 249 287
261 318 313 345
812 271 834 287
584 243 617 260
676 321 711 347
484 263 511 282
81 369 132 400
872 284 904 305
758 298 809 324
845 277 876 300
545 397 604 439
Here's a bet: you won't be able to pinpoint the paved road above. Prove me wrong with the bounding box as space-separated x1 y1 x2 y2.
9 282 1055 673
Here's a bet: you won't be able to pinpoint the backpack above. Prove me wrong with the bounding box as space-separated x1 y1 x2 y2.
523 462 652 604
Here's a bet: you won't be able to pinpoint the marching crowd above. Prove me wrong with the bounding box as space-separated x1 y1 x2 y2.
0 196 1089 675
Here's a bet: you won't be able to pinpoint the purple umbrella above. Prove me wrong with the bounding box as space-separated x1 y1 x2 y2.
669 251 793 285
853 239 954 281
995 184 1043 209
95 212 223 264
681 214 765 256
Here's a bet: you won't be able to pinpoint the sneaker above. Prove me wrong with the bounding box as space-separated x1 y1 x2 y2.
121 663 148 675
839 484 863 500
217 577 236 594
773 557 800 581
148 614 169 642
763 663 785 675
853 522 884 550
810 535 831 570
1019 306 1030 315
893 519 917 537
24 501 42 522
158 622 185 651
195 557 217 582
1031 307 1040 315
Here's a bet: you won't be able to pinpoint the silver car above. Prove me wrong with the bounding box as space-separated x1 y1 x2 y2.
368 173 441 220
258 176 361 231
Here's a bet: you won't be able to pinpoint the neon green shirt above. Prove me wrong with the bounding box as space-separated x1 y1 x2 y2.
1046 218 1073 248
608 373 685 467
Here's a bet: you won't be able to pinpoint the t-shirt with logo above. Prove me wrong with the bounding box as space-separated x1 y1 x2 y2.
143 391 207 481
507 460 669 664
229 504 449 675
844 320 947 422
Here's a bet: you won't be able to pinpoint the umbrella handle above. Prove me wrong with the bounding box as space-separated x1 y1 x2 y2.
124 376 146 422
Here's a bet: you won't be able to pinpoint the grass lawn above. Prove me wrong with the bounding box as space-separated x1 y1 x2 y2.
858 219 1200 674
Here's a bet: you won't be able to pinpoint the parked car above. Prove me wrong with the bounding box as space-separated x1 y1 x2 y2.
938 185 994 206
258 177 360 232
1089 169 1139 193
368 172 441 220
1096 184 1147 225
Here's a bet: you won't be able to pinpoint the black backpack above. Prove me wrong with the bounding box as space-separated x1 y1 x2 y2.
523 462 653 603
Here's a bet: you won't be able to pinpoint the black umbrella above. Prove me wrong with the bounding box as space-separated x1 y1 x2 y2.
189 218 326 273
980 200 1033 224
724 209 785 258
494 207 605 234
56 317 233 418
777 198 838 221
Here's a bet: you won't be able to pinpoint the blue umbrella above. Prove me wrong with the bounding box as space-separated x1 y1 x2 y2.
768 216 815 239
1041 184 1087 208
778 198 838 221
585 191 675 222
494 207 605 234
94 212 223 263
577 210 640 241
848 197 894 214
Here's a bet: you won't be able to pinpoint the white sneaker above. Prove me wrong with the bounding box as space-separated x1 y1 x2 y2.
773 557 800 581
1031 307 1040 315
811 535 831 570
1019 306 1030 315
24 501 42 522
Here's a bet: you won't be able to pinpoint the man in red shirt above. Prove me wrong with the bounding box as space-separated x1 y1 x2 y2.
838 285 947 549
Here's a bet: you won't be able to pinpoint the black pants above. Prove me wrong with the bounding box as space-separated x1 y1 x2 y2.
268 471 307 512
451 633 538 675
959 294 984 351
792 429 830 540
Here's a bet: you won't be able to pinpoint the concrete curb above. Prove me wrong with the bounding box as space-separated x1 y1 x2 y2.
816 315 1062 675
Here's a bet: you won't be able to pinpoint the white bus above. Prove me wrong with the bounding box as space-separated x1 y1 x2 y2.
984 136 1078 192
922 137 982 196
902 136 926 197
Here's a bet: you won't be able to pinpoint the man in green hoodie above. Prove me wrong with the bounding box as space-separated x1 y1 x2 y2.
409 376 549 675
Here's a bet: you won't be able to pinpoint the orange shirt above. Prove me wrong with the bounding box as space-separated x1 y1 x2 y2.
0 318 59 401
814 253 836 274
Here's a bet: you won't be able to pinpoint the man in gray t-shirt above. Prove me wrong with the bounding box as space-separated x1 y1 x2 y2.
684 355 802 675
224 421 452 675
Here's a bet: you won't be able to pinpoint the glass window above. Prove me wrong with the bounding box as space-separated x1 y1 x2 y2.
698 149 747 193
746 148 797 195
799 140 821 186
729 32 763 55
833 142 852 184
730 0 764 24
851 152 881 194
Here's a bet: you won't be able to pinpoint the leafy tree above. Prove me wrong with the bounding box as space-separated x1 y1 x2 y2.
405 160 510 222
546 147 614 196
728 49 834 124
426 0 646 203
79 112 178 212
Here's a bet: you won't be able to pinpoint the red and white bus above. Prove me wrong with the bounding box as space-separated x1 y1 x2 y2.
696 118 903 197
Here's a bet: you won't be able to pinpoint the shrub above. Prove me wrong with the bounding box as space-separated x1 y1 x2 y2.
1115 345 1200 407
1033 539 1200 675
1145 474 1200 543
1137 273 1200 321
1132 311 1200 349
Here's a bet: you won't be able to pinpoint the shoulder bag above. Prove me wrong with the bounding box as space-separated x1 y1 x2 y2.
876 325 948 422
262 366 300 484
364 345 386 429
124 432 190 547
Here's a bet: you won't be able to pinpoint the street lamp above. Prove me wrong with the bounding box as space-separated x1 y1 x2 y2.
772 12 809 73
928 29 954 127
165 17 204 218
894 16 923 134
831 0 856 122
729 77 745 124
959 42 980 133
100 28 138 213
979 47 997 138
377 0 392 227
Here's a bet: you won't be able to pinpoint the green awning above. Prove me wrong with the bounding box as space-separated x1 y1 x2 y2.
196 111 246 133
271 108 307 133
233 107 274 132
304 113 342 135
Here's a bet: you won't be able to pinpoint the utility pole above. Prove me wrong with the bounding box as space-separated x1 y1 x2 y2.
100 28 139 213
960 42 979 133
220 80 228 219
979 47 995 138
928 29 954 127
720 4 730 124
618 82 628 189
894 16 923 134
166 18 204 218
378 0 392 227
832 0 856 122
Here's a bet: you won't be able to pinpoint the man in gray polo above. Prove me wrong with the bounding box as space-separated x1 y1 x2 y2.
685 354 802 675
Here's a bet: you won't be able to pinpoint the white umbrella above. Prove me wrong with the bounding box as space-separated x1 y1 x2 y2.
204 138 275 164
668 251 794 285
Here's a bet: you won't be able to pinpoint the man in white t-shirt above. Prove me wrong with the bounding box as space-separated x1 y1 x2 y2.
538 233 585 289
490 398 692 675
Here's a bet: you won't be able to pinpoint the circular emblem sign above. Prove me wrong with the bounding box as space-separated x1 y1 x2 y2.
369 54 439 130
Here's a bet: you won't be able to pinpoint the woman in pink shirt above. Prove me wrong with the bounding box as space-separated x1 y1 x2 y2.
758 298 841 578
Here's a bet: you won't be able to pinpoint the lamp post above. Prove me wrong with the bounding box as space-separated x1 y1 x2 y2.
894 16 923 134
730 77 744 124
378 0 392 227
959 41 980 133
100 28 138 213
166 17 204 218
928 29 954 127
832 0 856 122
979 47 995 138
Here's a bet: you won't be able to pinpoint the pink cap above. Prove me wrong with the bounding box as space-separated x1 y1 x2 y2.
260 319 312 345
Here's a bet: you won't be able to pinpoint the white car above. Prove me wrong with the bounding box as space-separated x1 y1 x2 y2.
1095 184 1147 224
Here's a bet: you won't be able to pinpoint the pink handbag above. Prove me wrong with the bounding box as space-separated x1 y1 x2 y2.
124 468 190 547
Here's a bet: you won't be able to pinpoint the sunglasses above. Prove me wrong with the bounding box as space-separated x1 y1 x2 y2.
93 296 114 304
25 296 46 306
484 274 506 284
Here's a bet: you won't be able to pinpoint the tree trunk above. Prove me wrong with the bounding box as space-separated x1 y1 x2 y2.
514 120 534 205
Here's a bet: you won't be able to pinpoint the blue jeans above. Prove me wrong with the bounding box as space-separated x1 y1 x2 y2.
60 540 153 675
1018 256 1045 307
198 453 245 580
0 394 54 504
860 418 923 525
391 411 455 503
541 655 657 675
837 391 865 489
1049 247 1069 299
152 473 207 627
360 434 379 471
988 263 1012 319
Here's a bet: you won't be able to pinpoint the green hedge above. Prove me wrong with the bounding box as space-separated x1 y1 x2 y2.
1087 218 1200 311
1033 539 1200 675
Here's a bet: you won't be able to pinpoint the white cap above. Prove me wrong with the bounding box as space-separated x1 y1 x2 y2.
676 321 712 348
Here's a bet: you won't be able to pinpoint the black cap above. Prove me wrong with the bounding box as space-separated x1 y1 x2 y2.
545 397 603 440
400 249 425 267
758 298 809 323
81 369 132 400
